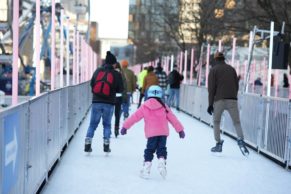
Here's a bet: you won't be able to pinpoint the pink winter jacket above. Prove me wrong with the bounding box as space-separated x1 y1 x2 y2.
122 98 184 138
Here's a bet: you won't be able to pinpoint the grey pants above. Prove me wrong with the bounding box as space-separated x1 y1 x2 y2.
213 99 244 142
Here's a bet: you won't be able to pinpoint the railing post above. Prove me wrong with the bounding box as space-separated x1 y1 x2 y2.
35 0 41 95
183 50 187 84
170 55 174 72
263 97 271 150
12 0 19 105
60 9 64 88
205 44 210 87
66 17 70 86
190 48 194 84
257 96 265 152
51 0 56 90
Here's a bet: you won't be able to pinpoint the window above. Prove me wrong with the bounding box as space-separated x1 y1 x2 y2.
225 0 236 9
214 9 224 18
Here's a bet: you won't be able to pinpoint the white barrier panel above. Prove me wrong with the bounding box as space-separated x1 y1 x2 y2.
60 87 69 147
26 94 48 194
199 88 212 125
179 84 291 167
262 97 289 161
0 82 91 194
0 103 28 194
3 96 31 107
192 86 203 118
47 89 61 169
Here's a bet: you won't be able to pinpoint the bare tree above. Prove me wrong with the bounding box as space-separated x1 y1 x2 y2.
131 0 291 65
234 0 291 69
153 0 229 53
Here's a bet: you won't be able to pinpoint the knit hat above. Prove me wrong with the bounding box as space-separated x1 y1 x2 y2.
105 51 117 65
214 52 225 61
120 59 129 67
147 66 154 72
156 62 163 71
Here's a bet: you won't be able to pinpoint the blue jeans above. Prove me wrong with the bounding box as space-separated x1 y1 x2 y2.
167 88 180 108
144 136 167 162
86 103 114 140
122 93 132 117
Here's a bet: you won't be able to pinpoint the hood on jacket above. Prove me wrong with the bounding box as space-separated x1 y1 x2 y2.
143 98 163 110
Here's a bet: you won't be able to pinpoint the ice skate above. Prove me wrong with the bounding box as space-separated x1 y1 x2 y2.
211 140 224 153
84 138 92 153
237 139 249 156
140 161 151 179
103 139 111 155
158 158 167 179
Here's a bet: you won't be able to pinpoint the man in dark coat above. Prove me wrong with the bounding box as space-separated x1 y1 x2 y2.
166 65 183 111
207 52 249 156
84 51 123 153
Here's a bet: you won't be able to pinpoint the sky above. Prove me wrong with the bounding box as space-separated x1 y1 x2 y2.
90 0 129 39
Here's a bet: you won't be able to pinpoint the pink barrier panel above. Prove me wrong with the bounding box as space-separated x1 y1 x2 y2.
35 0 41 95
179 52 183 74
190 48 194 84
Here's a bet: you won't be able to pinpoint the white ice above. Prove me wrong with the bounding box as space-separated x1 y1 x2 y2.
41 106 291 194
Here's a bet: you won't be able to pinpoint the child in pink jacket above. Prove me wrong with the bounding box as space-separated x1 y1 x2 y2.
121 85 185 179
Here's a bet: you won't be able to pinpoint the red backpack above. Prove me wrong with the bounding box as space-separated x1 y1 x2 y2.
92 70 114 97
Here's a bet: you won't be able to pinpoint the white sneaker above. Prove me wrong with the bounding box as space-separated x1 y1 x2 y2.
158 158 167 179
140 161 151 179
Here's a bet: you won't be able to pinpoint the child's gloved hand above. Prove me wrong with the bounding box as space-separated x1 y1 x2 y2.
179 131 185 139
120 128 127 135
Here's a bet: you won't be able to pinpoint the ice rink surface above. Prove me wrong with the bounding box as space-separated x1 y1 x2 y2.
41 106 291 194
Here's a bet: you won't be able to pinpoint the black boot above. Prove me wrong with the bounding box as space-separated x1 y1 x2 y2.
237 139 249 156
103 139 111 153
114 126 119 138
211 140 224 153
84 138 92 152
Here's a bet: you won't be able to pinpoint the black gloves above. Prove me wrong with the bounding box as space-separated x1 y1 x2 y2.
207 105 214 115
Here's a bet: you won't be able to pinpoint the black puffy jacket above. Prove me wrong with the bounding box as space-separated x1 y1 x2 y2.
168 70 184 89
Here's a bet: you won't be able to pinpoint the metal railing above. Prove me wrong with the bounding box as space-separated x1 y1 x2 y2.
0 82 91 194
179 84 291 168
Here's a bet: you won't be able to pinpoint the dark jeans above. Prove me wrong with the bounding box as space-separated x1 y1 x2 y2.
144 136 167 162
114 97 122 127
138 89 144 108
122 93 132 116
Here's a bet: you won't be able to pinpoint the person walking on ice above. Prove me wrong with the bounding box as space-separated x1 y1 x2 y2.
207 52 249 156
120 85 185 179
